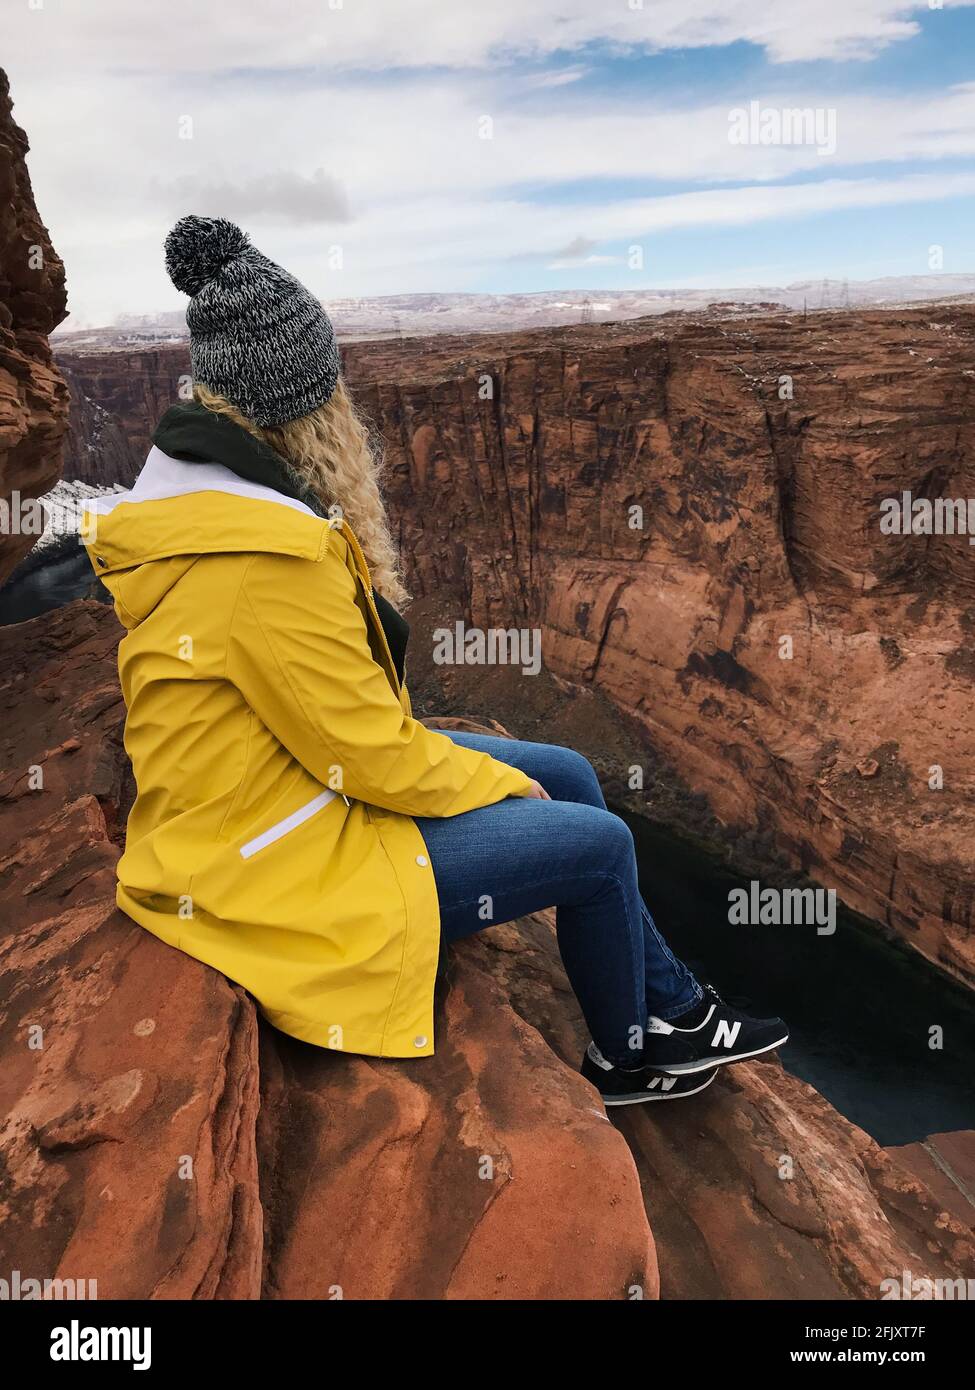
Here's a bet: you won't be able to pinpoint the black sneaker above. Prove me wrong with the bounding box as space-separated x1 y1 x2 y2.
581 1042 719 1106
642 983 789 1075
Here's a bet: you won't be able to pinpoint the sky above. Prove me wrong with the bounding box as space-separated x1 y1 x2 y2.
5 0 975 325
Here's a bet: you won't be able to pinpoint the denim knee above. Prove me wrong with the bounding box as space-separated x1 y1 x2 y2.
603 809 635 865
577 805 634 870
546 746 605 806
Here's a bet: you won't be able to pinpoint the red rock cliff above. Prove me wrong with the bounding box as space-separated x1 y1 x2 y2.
57 307 975 986
0 69 68 584
54 346 188 484
1 603 970 1298
357 310 975 987
59 360 139 487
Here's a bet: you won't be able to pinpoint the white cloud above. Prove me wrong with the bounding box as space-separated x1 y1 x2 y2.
340 170 975 265
5 0 969 71
546 255 623 270
523 66 590 89
5 0 975 321
150 170 351 225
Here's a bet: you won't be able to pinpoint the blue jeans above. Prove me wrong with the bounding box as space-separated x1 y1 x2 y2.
415 733 702 1065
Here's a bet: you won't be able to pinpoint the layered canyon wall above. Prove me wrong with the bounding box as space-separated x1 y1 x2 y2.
59 306 975 985
57 347 187 486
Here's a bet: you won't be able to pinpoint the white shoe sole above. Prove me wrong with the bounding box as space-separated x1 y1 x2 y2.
653 1033 789 1076
600 1068 719 1106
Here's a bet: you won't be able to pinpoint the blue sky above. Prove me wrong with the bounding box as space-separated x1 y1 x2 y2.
477 6 975 291
5 0 975 321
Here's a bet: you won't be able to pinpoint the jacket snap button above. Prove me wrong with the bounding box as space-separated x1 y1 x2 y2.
96 556 107 566
414 1035 428 1048
415 854 428 867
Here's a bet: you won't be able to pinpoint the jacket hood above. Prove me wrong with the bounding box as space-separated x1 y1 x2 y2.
82 403 330 628
151 401 330 516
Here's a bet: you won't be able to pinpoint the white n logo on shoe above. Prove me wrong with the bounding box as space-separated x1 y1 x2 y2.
646 1074 678 1092
712 1019 742 1050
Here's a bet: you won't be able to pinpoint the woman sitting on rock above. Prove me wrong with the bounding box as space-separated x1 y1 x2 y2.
83 217 788 1106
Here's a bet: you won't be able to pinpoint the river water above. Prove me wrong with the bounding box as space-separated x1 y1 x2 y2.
0 549 110 626
624 813 975 1147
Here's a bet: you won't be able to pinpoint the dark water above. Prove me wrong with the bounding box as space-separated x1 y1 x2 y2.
624 813 975 1147
0 549 108 625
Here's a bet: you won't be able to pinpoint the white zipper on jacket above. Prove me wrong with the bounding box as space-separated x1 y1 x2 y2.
239 788 339 860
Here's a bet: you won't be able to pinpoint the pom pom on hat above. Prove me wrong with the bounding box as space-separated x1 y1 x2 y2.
164 215 250 297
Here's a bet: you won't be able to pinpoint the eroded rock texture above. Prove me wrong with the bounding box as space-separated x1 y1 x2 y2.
0 614 970 1298
60 361 137 487
0 69 68 585
54 347 188 486
58 307 975 986
0 604 655 1300
344 311 975 989
465 902 974 1300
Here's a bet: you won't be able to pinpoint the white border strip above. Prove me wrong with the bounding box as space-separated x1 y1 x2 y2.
85 447 320 519
239 789 338 860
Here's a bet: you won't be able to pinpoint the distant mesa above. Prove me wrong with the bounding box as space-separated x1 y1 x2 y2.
50 273 975 351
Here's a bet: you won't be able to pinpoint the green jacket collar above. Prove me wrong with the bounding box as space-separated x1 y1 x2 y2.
152 401 329 520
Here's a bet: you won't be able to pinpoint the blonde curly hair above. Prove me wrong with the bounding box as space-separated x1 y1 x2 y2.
194 379 408 607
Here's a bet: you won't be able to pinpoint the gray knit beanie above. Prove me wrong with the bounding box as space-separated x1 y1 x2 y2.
164 215 340 427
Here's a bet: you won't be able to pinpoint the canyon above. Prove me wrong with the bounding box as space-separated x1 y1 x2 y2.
1 62 972 1300
1 603 971 1298
32 306 975 1296
58 304 975 990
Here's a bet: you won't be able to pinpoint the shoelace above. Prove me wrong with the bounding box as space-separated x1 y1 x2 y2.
703 980 756 1014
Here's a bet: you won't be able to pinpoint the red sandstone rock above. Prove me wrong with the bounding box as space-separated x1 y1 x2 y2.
448 862 974 1299
887 1131 975 1230
53 347 189 485
358 312 975 987
258 963 655 1300
0 608 970 1300
0 69 69 585
59 361 138 487
0 604 656 1300
56 307 975 986
368 312 975 989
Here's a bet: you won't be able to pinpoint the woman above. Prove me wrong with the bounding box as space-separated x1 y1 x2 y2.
83 216 788 1107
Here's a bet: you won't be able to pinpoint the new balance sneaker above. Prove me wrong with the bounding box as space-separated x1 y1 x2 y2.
581 1042 719 1106
642 983 789 1076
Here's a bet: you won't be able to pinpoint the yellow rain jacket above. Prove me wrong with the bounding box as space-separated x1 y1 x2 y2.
82 418 533 1058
